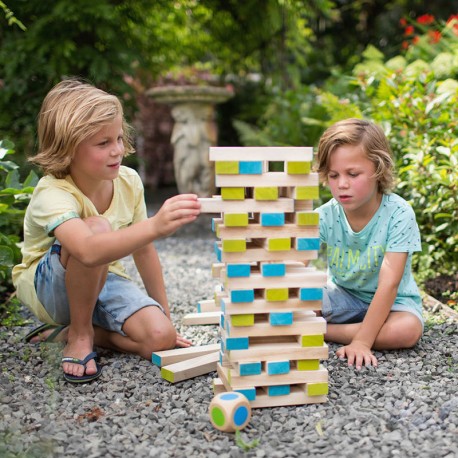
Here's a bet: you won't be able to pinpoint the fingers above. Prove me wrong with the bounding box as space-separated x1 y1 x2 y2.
336 345 378 370
175 334 193 348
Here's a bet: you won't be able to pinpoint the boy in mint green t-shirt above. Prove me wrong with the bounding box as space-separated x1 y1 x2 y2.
316 118 423 370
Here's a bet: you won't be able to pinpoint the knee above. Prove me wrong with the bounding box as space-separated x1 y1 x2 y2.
149 325 177 352
387 314 422 348
83 216 112 235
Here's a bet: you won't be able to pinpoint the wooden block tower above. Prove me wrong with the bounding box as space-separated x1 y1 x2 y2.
199 146 328 408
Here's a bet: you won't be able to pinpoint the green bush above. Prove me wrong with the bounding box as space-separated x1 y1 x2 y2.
0 139 38 318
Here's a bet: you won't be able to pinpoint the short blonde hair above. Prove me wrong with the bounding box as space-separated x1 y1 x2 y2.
316 118 395 194
30 78 134 178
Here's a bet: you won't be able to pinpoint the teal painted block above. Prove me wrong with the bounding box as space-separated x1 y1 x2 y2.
261 263 286 277
226 336 249 351
239 362 262 376
152 353 162 366
211 218 217 232
266 360 290 375
267 385 291 396
220 298 226 313
236 388 256 401
220 340 225 353
270 312 293 326
296 238 320 251
227 263 251 278
231 289 255 303
214 242 222 262
220 313 225 329
300 288 323 301
260 213 285 227
239 161 263 174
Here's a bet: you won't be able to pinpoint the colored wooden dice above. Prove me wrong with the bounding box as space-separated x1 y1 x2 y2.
209 392 251 432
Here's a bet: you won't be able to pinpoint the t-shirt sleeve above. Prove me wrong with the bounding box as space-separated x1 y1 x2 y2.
386 204 421 253
31 186 81 236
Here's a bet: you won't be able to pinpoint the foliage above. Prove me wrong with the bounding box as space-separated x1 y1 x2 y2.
0 139 37 315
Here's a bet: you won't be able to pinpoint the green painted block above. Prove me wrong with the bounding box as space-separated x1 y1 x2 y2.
286 161 311 174
300 335 324 347
267 238 291 251
224 213 249 227
161 367 174 383
297 359 320 371
254 187 278 201
221 187 245 200
231 314 255 326
265 288 289 301
295 186 319 200
215 161 239 174
296 212 319 226
307 382 328 396
222 239 246 252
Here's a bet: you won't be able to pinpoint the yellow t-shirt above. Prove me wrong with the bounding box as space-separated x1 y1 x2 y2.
12 166 147 323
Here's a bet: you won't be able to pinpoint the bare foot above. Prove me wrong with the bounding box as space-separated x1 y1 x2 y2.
62 330 98 378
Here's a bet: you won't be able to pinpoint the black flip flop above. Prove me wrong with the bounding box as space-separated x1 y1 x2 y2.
62 351 102 384
24 323 66 343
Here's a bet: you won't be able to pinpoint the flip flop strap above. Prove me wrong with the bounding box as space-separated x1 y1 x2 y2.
62 351 98 366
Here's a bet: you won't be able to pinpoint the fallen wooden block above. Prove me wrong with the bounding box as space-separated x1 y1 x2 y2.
161 351 220 383
182 311 222 325
152 343 220 367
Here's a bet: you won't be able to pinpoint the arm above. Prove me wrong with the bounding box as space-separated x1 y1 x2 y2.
54 194 200 267
336 251 408 368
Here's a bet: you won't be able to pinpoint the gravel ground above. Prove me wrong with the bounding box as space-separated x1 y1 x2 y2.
1 199 457 458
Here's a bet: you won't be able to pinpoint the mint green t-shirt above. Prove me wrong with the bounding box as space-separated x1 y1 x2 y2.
318 193 422 315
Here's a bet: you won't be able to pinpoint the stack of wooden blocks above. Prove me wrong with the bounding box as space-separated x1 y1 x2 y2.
198 146 329 408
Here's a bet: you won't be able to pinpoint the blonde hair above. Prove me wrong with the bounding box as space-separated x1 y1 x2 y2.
316 118 395 194
30 78 134 178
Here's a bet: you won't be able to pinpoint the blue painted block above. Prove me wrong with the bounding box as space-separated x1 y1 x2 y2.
296 238 320 251
227 263 251 278
261 263 286 277
214 242 222 262
151 353 162 366
220 340 225 353
266 360 290 375
239 161 263 174
220 313 225 329
239 361 262 376
219 351 224 365
231 289 255 303
236 387 256 401
220 298 226 313
226 336 249 351
300 288 323 301
267 385 291 396
260 213 285 227
270 312 293 326
211 218 218 232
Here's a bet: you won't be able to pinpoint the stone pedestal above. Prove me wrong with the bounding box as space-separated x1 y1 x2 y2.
147 85 234 197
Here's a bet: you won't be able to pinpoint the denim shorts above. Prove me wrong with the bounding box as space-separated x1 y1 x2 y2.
34 244 164 335
322 281 424 329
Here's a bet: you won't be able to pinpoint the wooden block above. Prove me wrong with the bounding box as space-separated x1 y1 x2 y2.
211 263 225 279
224 336 250 351
297 359 320 371
236 361 262 376
295 211 319 226
260 213 285 227
215 161 239 174
197 299 220 313
261 263 286 277
300 288 323 301
266 385 290 396
231 314 255 327
182 311 222 325
161 352 219 383
265 237 291 251
213 378 327 408
216 172 318 188
294 186 319 200
294 200 314 211
218 363 328 389
286 161 311 174
199 197 294 214
216 221 319 239
221 187 245 200
266 360 290 375
152 344 220 367
265 288 289 302
224 213 249 227
226 263 251 278
209 146 313 161
222 239 246 253
226 313 326 338
254 187 278 201
269 312 293 325
299 334 325 347
221 297 321 315
239 161 264 174
230 289 255 303
307 382 329 396
295 238 320 251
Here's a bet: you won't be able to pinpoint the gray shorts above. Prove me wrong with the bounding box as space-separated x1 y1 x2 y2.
322 281 424 330
34 244 164 335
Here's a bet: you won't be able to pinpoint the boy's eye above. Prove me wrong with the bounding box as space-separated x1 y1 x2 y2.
349 172 359 177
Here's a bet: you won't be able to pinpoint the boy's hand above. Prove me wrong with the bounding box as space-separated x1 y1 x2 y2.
336 341 378 370
151 194 201 238
176 333 193 348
